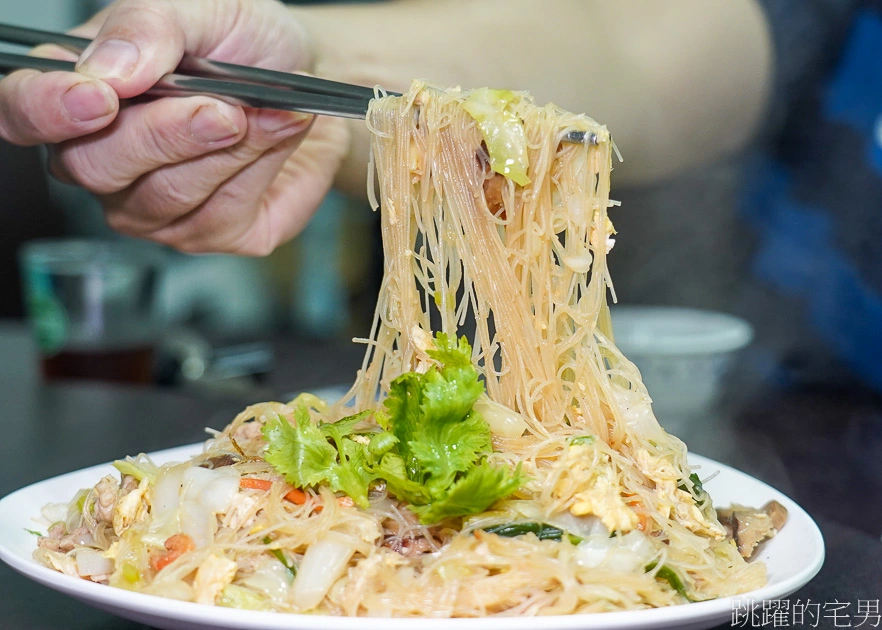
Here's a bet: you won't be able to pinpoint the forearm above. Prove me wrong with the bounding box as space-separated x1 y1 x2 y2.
294 0 772 194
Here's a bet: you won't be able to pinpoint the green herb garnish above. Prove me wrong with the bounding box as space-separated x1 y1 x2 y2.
482 521 582 544
646 561 692 600
263 334 521 524
262 536 296 577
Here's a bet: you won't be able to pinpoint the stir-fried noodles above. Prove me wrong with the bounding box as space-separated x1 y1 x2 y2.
34 82 779 616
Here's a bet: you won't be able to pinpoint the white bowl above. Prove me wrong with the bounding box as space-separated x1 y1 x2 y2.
611 306 754 421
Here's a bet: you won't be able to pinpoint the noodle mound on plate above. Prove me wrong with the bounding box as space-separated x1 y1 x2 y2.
34 81 774 616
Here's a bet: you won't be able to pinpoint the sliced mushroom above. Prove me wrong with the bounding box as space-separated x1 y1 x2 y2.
483 173 506 217
198 453 240 469
717 500 788 559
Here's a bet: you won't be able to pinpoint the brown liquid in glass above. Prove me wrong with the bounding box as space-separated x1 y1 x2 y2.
41 345 154 384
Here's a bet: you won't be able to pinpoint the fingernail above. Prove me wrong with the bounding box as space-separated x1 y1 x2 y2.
62 81 115 122
78 39 140 80
257 109 312 133
189 104 240 143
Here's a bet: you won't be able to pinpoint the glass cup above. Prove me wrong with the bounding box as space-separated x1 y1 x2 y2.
19 239 165 384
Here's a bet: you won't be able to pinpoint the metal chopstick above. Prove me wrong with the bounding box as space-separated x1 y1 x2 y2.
0 22 382 102
0 52 370 119
0 22 596 141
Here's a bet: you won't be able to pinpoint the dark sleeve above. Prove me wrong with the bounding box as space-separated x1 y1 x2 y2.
756 0 860 134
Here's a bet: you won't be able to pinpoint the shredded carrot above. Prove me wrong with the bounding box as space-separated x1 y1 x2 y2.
150 534 195 572
150 553 175 572
337 496 355 509
284 488 308 504
164 533 195 553
631 507 651 532
240 478 273 491
282 488 352 511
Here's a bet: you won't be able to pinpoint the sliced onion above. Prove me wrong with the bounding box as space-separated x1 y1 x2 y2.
547 512 608 539
72 531 94 547
242 556 291 599
181 501 213 549
562 245 593 273
619 530 655 564
199 475 240 514
574 535 616 569
41 502 68 524
75 549 113 577
182 466 217 498
474 398 528 439
292 531 355 611
613 389 663 442
575 530 656 573
153 466 185 518
153 580 196 602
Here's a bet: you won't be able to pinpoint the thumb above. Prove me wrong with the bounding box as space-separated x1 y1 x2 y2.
75 0 187 99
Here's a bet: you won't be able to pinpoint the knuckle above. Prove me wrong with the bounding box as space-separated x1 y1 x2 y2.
146 170 201 210
222 139 265 163
59 147 126 195
141 119 186 165
104 210 140 236
98 0 185 61
0 78 40 145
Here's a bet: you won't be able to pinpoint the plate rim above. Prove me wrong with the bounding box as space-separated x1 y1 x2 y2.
0 444 825 630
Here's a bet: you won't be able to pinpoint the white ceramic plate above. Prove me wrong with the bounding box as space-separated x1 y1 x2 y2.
0 445 823 630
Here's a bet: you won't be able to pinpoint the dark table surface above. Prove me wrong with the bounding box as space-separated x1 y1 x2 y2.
1 320 880 630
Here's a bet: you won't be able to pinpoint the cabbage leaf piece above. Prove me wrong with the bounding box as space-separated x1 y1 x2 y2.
462 88 531 186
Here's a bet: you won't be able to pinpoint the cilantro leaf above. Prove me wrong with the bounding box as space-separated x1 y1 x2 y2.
373 452 431 504
319 410 371 452
384 372 425 479
263 409 336 488
263 334 522 523
263 410 374 508
385 332 488 492
368 431 399 458
411 462 523 523
409 410 491 495
422 333 484 428
330 438 374 508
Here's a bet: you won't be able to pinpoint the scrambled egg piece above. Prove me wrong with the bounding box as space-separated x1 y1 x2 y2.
193 554 238 605
590 211 616 254
554 444 638 533
112 478 149 537
634 448 725 540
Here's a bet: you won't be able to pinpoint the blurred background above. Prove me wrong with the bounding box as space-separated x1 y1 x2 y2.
1 0 879 416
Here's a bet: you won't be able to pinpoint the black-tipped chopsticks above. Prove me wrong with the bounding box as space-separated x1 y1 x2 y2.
0 22 382 119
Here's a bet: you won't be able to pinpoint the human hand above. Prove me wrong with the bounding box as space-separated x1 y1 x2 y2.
0 0 350 254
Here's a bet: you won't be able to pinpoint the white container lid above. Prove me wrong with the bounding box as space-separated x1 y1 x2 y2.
611 306 754 356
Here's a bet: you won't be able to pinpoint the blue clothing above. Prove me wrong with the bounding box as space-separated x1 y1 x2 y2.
745 2 882 390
